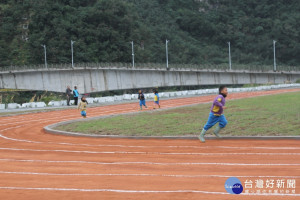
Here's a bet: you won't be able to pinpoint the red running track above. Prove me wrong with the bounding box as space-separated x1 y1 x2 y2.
0 88 299 200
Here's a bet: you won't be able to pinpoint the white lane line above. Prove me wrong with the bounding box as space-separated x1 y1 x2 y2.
0 147 300 156
47 143 300 150
0 147 145 154
0 158 299 166
0 187 231 194
1 171 300 179
1 128 300 151
215 146 300 150
0 100 189 126
0 126 43 144
0 106 140 126
0 186 299 196
1 124 300 150
160 152 300 155
0 107 141 127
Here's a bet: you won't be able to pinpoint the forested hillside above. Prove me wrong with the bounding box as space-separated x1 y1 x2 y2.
0 0 300 67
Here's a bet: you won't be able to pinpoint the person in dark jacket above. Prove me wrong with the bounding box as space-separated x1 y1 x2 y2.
66 86 72 106
138 90 147 110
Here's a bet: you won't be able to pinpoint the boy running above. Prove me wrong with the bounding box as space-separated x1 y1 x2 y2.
138 90 147 110
153 89 160 109
78 96 88 118
199 86 228 142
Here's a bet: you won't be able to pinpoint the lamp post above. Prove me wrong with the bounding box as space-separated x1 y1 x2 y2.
71 40 75 68
130 41 134 68
41 44 47 69
166 39 169 69
273 40 276 71
228 41 232 70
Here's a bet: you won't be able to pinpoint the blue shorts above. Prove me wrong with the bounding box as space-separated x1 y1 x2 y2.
140 100 146 106
81 111 86 117
154 101 159 104
203 112 227 130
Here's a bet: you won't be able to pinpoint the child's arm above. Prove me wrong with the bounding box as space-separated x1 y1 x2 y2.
78 102 81 110
213 97 224 108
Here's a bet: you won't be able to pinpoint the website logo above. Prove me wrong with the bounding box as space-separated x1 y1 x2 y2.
225 177 243 194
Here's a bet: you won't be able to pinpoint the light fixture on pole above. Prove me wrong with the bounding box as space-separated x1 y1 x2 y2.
130 41 134 68
166 39 169 69
71 40 75 68
273 40 276 71
41 44 47 69
228 41 232 70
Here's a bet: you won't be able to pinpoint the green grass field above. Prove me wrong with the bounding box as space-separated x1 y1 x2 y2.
57 92 300 136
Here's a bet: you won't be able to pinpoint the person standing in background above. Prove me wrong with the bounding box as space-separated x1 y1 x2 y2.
73 86 79 105
66 86 72 106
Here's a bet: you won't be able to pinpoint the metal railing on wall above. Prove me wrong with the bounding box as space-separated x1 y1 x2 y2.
0 63 299 72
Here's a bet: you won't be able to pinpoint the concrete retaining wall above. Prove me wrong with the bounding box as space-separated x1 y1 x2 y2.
0 104 5 110
1 68 300 93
